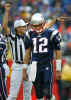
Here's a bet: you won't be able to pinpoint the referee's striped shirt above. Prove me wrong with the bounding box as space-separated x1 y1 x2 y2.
8 31 30 64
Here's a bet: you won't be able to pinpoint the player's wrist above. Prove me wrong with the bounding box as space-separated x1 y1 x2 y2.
56 59 62 71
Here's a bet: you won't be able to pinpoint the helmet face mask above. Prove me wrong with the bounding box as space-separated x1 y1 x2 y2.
31 13 46 34
31 22 45 33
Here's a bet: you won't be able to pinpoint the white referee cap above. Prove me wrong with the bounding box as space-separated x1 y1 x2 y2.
14 19 28 28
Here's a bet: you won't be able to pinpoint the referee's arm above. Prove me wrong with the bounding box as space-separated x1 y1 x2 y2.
3 3 11 36
23 48 31 81
24 48 31 64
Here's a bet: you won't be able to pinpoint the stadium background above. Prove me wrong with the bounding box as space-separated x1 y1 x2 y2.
0 0 71 100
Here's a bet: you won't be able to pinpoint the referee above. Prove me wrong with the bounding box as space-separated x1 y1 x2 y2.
3 3 32 100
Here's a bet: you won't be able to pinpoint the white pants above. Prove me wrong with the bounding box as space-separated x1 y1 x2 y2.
7 63 32 100
23 81 32 100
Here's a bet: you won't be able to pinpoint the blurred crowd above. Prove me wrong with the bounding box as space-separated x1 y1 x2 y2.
0 0 71 100
0 0 71 21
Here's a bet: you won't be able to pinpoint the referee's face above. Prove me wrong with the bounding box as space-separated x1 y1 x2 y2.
16 26 27 36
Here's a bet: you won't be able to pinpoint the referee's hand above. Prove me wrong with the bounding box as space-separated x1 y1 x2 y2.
23 69 28 81
4 2 11 12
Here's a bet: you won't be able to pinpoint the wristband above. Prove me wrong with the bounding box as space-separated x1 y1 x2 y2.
56 59 61 71
23 64 28 69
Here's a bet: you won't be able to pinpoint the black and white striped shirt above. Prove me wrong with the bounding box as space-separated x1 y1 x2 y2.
8 31 30 63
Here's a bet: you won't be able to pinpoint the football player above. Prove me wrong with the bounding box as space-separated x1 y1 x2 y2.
0 34 8 100
24 13 62 100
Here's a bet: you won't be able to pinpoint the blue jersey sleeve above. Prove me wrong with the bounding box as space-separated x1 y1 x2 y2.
24 34 32 49
52 32 61 50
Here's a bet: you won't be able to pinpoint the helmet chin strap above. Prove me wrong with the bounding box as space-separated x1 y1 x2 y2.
35 29 44 34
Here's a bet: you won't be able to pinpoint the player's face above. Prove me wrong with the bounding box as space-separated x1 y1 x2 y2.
31 22 45 34
16 26 27 36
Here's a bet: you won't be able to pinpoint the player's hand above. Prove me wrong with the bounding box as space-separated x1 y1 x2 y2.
57 16 65 22
57 16 71 22
56 71 62 80
23 69 28 81
4 3 11 12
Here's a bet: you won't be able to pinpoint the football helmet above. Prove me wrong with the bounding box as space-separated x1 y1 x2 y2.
31 13 46 33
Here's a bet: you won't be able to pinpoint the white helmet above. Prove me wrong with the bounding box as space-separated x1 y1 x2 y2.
31 13 45 33
31 13 45 25
14 19 27 28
